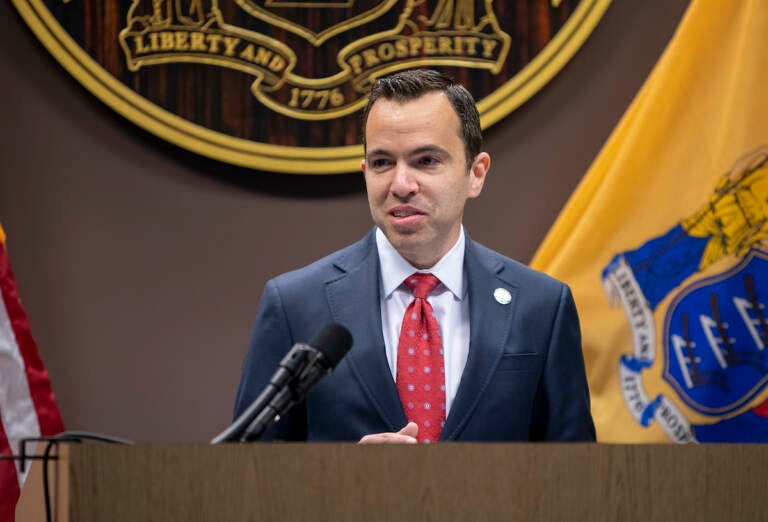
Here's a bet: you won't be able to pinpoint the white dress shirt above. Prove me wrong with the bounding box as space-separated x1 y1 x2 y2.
375 227 470 415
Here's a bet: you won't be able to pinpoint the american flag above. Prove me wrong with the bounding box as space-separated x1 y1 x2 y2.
0 225 63 522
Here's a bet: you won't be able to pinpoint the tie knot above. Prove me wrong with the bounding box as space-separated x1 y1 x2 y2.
404 273 440 299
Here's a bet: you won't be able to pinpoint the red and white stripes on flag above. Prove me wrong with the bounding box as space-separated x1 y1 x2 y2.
0 226 63 521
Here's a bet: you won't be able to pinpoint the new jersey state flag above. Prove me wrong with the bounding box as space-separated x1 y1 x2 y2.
532 0 768 442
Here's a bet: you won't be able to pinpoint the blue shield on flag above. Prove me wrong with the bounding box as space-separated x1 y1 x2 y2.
663 250 768 416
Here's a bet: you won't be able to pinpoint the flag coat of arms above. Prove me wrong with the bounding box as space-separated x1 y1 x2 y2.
532 0 768 442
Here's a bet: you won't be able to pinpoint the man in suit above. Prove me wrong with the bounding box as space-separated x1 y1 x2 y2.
234 69 595 442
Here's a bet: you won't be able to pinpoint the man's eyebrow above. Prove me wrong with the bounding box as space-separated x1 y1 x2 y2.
411 145 451 158
365 145 452 159
366 148 392 157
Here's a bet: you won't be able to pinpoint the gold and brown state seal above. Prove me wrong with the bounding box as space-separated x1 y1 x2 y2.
12 0 610 173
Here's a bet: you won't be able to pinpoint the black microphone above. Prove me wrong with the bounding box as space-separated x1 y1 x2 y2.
240 323 352 441
211 323 353 444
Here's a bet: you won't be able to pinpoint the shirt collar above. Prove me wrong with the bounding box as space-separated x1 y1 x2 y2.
375 227 466 300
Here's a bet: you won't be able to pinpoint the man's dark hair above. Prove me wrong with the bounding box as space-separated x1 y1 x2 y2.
361 69 482 170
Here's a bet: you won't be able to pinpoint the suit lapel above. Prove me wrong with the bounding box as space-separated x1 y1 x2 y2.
441 239 518 440
324 232 407 431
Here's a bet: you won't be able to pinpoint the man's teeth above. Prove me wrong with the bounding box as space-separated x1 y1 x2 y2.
393 210 416 217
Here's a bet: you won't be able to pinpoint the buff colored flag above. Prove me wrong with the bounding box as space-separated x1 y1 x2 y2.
0 226 64 520
532 0 768 442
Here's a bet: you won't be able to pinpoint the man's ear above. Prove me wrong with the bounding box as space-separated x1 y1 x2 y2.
468 152 490 199
361 159 366 173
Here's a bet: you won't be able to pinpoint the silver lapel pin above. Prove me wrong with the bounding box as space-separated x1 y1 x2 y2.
493 288 512 305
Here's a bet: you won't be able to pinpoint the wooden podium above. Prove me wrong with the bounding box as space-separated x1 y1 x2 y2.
17 443 768 521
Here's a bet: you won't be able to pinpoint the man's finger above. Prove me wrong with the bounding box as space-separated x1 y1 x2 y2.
397 421 419 439
359 431 418 444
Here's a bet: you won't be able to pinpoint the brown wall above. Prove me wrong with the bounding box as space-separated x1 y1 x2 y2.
0 0 690 442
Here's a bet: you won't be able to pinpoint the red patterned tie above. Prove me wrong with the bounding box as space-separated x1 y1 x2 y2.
396 273 445 443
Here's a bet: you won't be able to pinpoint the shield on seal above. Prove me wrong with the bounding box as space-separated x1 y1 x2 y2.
663 249 768 416
235 0 398 46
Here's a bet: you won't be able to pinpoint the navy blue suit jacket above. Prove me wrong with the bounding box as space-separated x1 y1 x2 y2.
234 231 595 441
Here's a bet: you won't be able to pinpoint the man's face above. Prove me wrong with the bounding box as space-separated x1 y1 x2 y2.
362 92 489 269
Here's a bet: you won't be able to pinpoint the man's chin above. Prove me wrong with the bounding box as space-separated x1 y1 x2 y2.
383 227 421 247
386 233 431 263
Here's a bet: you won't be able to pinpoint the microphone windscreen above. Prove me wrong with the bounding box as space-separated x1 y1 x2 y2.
309 323 353 368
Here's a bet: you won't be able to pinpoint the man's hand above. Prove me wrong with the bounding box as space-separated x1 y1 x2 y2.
358 422 419 444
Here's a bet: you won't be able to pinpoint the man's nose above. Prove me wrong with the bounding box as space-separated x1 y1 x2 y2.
391 163 418 198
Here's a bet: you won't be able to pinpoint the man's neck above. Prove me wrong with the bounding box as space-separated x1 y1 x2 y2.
375 227 467 300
